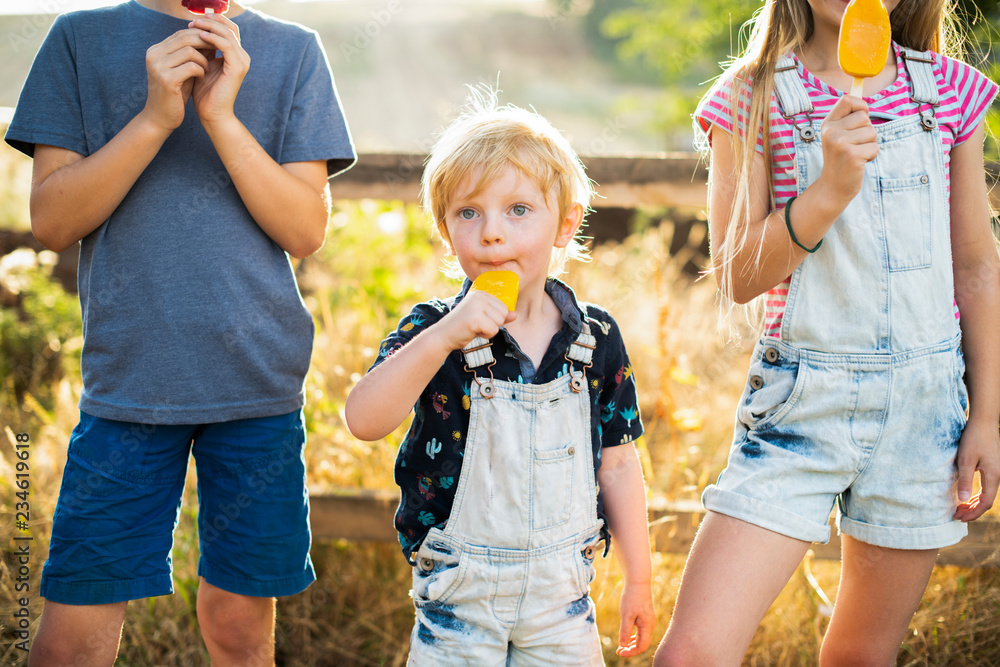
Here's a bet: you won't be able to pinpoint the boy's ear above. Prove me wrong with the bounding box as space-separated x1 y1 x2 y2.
554 202 585 249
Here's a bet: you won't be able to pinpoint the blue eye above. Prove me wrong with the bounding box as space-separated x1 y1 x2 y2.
459 209 476 220
511 204 527 216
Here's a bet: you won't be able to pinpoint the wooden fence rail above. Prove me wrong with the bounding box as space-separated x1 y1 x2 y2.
309 489 1000 569
330 152 1000 210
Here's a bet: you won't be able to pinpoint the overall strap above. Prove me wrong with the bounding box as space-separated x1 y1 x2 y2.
773 55 817 142
900 49 940 130
461 324 598 397
566 322 596 365
462 336 495 368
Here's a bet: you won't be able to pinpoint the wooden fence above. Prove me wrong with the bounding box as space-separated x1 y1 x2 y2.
309 489 1000 568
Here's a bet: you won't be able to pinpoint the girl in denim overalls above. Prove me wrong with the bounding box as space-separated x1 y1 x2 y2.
654 1 1000 665
346 90 656 665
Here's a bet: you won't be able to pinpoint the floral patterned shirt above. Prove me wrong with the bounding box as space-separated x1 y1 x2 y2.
369 278 644 560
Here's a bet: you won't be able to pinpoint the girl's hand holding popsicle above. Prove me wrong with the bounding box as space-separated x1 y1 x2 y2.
838 0 891 98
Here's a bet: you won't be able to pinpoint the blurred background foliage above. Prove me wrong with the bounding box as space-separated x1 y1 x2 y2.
558 0 1000 155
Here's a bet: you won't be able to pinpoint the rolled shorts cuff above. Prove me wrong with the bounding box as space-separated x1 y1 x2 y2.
40 572 172 605
702 486 831 544
198 560 316 598
837 515 967 550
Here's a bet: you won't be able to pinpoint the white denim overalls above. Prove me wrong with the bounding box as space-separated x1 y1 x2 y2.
406 326 607 666
703 50 969 550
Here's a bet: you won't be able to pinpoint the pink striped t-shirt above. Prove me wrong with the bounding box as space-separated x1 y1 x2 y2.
694 43 998 337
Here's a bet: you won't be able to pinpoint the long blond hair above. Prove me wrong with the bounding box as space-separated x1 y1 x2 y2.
710 0 959 322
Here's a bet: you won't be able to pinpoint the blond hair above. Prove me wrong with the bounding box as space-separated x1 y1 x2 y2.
421 87 592 278
708 0 959 321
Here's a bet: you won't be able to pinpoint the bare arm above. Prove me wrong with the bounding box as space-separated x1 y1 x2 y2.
30 29 213 251
949 121 1000 522
598 442 656 657
345 291 514 441
709 95 878 303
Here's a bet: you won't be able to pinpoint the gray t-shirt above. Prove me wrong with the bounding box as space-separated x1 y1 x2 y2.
6 1 356 424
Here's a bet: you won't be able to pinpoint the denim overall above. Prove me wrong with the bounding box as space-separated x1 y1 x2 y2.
702 50 969 550
406 327 606 666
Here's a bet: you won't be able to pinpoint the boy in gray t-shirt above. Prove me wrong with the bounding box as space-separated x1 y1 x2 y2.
5 0 354 662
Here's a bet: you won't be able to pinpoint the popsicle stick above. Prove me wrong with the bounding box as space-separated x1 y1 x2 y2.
205 8 214 13
850 77 864 98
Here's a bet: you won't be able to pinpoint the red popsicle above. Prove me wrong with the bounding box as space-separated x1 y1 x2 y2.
181 0 229 15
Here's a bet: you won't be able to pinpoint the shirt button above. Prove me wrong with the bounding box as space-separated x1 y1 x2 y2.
750 375 764 390
920 174 929 184
568 447 576 456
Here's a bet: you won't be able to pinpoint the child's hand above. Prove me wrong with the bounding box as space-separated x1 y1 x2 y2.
615 580 656 657
188 14 250 128
816 95 879 206
953 417 1000 522
142 29 214 131
438 290 516 351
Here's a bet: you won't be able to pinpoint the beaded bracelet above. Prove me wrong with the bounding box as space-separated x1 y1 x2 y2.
784 196 822 253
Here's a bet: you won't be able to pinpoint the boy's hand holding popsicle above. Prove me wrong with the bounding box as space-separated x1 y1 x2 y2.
140 0 240 132
439 270 519 353
181 2 248 128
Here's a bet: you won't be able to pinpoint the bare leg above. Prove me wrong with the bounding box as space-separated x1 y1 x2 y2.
653 512 811 666
820 536 937 666
28 600 127 667
196 578 276 667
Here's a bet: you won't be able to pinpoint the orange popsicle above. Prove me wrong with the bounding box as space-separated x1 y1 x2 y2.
471 270 519 311
838 0 891 97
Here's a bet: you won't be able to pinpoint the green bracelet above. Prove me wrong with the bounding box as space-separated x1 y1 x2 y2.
784 196 822 253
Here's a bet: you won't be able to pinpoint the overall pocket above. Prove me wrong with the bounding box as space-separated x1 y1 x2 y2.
573 534 603 597
880 173 933 271
411 534 468 607
736 345 804 432
532 443 576 530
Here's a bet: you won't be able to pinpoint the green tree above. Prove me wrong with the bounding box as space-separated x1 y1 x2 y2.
599 0 999 144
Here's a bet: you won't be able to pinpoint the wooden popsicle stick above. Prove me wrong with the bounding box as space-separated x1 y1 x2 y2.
850 77 865 98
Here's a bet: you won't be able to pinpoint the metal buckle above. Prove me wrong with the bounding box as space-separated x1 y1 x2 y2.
465 361 497 399
564 352 592 394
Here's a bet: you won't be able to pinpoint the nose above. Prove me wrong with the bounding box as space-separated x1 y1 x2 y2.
480 212 504 245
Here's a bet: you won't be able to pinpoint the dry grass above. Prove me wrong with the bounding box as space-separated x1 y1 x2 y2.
1 200 999 666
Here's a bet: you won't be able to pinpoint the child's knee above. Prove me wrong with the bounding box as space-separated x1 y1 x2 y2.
196 588 274 653
819 639 896 667
653 635 722 667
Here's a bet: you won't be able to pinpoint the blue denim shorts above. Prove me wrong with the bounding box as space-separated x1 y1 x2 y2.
703 337 969 550
41 410 315 605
